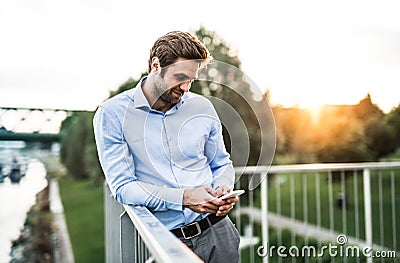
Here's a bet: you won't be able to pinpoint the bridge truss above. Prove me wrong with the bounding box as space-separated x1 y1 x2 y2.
0 107 74 142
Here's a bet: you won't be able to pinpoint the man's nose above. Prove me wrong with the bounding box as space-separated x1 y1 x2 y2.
179 81 191 92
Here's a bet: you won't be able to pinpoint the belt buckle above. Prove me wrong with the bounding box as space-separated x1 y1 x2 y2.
181 221 201 239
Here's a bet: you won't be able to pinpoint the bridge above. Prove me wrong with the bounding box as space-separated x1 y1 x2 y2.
0 107 83 143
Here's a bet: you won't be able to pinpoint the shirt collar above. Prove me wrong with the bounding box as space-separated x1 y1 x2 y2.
132 76 186 112
132 77 151 110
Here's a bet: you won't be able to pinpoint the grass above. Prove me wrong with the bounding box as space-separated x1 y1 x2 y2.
58 176 104 263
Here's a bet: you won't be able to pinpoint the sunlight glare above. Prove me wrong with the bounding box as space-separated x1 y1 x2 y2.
309 105 324 125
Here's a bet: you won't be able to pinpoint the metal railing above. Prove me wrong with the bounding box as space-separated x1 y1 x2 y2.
233 162 400 263
105 162 400 263
104 185 202 263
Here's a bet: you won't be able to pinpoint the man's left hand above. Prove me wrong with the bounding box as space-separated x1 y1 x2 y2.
213 185 239 217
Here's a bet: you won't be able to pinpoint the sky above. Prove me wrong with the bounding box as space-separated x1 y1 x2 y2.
1 0 400 113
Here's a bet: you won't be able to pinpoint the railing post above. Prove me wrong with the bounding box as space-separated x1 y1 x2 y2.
261 172 269 263
121 211 136 263
104 183 124 263
363 168 373 263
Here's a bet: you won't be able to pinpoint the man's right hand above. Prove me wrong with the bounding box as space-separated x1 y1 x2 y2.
183 186 225 214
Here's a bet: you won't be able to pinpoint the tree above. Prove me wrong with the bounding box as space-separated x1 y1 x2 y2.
353 93 384 120
192 26 275 167
274 94 394 163
60 111 92 179
386 103 400 152
354 94 396 160
364 116 396 159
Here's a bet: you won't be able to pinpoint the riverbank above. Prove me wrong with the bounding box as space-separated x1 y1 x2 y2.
10 184 53 262
9 155 105 262
8 156 74 263
0 159 48 262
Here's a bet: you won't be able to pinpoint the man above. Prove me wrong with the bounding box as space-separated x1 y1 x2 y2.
93 31 240 262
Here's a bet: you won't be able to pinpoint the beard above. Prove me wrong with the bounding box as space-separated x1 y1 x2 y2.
153 76 183 105
160 91 172 103
153 77 171 103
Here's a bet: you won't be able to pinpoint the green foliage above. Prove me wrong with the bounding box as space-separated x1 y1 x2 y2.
60 112 89 179
84 120 104 185
195 26 241 67
60 111 103 182
364 116 396 159
386 102 400 150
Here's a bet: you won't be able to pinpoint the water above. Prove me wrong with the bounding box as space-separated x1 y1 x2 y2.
0 159 48 263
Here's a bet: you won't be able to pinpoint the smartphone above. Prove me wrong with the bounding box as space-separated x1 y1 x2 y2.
219 189 245 200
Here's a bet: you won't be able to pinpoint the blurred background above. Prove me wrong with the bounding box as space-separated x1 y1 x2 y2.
1 0 400 262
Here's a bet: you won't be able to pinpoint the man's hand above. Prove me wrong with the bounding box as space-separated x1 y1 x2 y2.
215 185 230 198
183 186 239 216
183 186 225 214
215 185 239 217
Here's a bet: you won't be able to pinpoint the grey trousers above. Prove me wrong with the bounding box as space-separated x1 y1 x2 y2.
178 216 240 263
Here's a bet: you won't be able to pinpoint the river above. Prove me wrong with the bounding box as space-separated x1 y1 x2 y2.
0 159 48 263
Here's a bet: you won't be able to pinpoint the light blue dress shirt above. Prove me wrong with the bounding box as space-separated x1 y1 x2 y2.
93 77 235 230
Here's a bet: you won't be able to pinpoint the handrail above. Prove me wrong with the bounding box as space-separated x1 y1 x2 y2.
104 184 203 263
122 205 203 263
235 161 400 174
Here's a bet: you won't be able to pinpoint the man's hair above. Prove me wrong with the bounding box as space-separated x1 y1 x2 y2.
148 31 212 73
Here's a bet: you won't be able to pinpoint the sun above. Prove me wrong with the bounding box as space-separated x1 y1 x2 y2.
269 87 329 110
308 105 324 125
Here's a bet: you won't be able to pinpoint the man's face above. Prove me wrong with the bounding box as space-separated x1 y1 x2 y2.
153 58 199 105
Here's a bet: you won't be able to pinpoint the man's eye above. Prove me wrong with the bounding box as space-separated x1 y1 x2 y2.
176 76 188 82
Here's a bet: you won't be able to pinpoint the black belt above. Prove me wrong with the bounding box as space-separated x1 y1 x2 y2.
171 214 226 239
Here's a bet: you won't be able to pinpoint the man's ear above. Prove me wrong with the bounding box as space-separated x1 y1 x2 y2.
150 57 161 73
